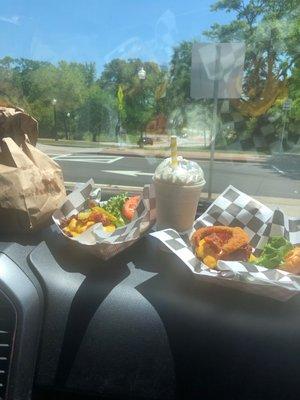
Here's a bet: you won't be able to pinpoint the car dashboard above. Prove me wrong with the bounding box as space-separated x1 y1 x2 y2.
1 215 300 400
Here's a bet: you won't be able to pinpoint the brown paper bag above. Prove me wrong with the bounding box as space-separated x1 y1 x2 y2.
0 105 38 145
0 137 66 232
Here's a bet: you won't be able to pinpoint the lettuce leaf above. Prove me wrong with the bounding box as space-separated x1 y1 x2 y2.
256 236 293 269
102 193 128 227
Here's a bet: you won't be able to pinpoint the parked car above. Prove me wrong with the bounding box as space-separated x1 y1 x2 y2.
137 136 154 146
178 132 188 138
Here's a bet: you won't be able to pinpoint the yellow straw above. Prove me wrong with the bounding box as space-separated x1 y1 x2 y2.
170 135 178 168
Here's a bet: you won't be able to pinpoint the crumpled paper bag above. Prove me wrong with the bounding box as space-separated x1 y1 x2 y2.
0 105 38 145
0 137 66 232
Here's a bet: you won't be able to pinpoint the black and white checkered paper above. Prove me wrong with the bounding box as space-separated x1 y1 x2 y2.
53 179 156 260
151 185 300 301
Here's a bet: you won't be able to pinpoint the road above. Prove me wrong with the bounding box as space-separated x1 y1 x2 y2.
52 153 300 199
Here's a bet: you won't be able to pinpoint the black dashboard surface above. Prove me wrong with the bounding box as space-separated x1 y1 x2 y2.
2 224 300 400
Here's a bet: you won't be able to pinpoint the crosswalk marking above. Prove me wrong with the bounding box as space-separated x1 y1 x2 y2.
103 170 153 177
52 153 72 160
47 154 61 158
52 154 123 164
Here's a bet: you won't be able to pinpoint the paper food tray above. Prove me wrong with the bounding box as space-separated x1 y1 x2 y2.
151 185 300 301
53 179 156 260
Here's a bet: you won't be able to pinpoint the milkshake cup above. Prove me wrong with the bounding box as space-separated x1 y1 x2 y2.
153 136 205 234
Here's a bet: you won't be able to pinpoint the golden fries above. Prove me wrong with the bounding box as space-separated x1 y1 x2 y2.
61 206 116 237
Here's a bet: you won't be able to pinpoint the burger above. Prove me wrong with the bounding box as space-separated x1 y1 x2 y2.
191 226 255 269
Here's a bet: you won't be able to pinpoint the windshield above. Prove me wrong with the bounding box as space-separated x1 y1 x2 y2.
0 0 299 215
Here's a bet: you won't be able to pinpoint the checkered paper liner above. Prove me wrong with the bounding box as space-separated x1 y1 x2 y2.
151 185 300 301
53 179 156 260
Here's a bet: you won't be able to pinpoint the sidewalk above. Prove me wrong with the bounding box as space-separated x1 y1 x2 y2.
88 146 269 163
37 141 269 163
64 182 300 217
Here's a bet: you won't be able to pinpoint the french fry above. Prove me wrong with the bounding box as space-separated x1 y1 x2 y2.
69 218 77 231
71 232 80 237
77 225 87 234
103 225 116 233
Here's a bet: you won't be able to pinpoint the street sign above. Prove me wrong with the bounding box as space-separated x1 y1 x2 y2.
191 43 245 99
283 99 292 110
190 42 245 199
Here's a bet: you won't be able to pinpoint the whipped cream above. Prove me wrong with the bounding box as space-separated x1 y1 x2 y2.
153 157 205 186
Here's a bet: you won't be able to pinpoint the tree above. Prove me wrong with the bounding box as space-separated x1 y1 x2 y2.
28 62 88 137
13 58 52 99
0 57 28 108
203 0 299 117
68 62 96 87
166 41 193 110
117 85 126 126
100 58 166 133
290 64 300 122
77 85 116 142
267 57 300 146
165 41 217 137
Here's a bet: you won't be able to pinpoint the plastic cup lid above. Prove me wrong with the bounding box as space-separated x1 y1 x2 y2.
153 156 206 186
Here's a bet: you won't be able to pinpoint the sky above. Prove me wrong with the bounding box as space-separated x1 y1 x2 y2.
0 0 233 73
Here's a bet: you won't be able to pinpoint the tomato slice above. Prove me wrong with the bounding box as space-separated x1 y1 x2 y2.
122 196 140 221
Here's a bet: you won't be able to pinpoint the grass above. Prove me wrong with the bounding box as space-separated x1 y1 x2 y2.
38 138 103 147
38 133 141 147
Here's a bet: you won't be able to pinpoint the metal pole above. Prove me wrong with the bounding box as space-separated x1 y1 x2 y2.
139 79 144 148
208 44 221 200
280 108 287 153
63 115 68 140
53 104 58 141
67 115 70 140
141 79 144 141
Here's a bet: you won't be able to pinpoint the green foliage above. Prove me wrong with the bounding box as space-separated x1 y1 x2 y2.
0 57 28 108
202 0 300 144
290 61 300 121
117 85 126 123
204 0 298 105
166 41 193 109
0 57 117 140
0 0 299 145
77 85 116 141
0 56 168 139
100 58 167 132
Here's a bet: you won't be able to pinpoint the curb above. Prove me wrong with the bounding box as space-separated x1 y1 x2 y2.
38 140 300 163
38 142 270 163
75 149 269 163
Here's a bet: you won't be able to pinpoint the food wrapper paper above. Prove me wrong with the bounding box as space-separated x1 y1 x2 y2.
53 179 156 260
151 185 300 301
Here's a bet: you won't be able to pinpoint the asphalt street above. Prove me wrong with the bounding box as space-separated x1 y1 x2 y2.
52 153 300 199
